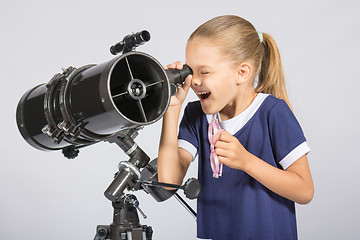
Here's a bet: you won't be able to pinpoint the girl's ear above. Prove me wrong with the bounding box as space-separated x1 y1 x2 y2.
236 61 252 85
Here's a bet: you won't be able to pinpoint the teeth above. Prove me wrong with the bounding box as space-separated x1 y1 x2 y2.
196 91 211 100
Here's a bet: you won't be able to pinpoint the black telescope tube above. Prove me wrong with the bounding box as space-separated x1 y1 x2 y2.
16 50 192 153
16 51 173 152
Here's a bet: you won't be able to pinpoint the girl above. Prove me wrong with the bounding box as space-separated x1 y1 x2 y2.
158 15 314 240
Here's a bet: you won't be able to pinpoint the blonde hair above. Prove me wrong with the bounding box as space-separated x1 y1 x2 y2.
189 15 291 107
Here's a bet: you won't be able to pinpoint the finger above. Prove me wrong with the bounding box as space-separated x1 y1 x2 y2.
165 61 184 70
182 74 192 92
166 63 176 69
173 74 192 104
218 130 234 143
214 147 228 158
174 61 184 69
217 155 230 165
214 140 228 150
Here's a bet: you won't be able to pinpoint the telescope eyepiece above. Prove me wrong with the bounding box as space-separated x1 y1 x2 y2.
165 64 193 96
110 30 151 55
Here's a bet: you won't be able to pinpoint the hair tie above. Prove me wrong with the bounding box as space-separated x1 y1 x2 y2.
257 31 263 43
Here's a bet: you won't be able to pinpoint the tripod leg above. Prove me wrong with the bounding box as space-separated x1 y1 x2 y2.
174 193 197 219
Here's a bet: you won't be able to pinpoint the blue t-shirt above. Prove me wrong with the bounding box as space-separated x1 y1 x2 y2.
178 93 310 240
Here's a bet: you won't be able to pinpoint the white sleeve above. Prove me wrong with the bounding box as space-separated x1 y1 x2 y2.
178 139 198 161
279 142 311 169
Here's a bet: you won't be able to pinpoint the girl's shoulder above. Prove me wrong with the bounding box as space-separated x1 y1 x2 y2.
185 100 202 110
181 100 205 126
258 94 291 115
183 100 203 118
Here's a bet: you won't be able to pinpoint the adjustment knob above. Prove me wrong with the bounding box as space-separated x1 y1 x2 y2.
183 178 201 199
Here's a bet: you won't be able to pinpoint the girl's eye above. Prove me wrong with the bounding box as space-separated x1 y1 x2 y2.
201 72 210 75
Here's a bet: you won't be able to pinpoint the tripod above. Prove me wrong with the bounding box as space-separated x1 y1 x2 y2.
89 129 200 240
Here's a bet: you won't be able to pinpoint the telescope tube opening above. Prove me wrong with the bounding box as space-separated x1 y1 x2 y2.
108 53 170 124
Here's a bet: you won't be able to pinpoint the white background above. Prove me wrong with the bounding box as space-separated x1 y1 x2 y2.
1 0 359 239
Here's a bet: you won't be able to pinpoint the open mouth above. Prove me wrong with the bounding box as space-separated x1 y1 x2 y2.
197 91 211 101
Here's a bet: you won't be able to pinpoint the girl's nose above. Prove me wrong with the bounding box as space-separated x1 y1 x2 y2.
191 75 201 86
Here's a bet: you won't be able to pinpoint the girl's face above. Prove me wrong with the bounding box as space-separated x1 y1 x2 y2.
185 38 242 115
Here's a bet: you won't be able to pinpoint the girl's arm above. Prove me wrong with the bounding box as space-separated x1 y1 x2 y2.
157 62 193 186
215 131 314 204
157 107 193 185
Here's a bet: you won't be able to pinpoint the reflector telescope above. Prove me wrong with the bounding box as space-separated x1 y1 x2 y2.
16 42 191 152
15 31 198 240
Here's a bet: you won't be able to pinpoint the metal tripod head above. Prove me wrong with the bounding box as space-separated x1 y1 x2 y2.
93 128 200 240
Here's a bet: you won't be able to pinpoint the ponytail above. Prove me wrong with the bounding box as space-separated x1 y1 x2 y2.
256 33 291 108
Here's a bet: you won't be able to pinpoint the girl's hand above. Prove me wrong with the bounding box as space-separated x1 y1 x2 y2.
215 130 252 170
165 61 192 109
215 132 314 204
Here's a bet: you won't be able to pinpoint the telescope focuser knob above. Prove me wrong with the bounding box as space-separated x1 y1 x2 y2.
62 146 79 159
183 178 201 200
